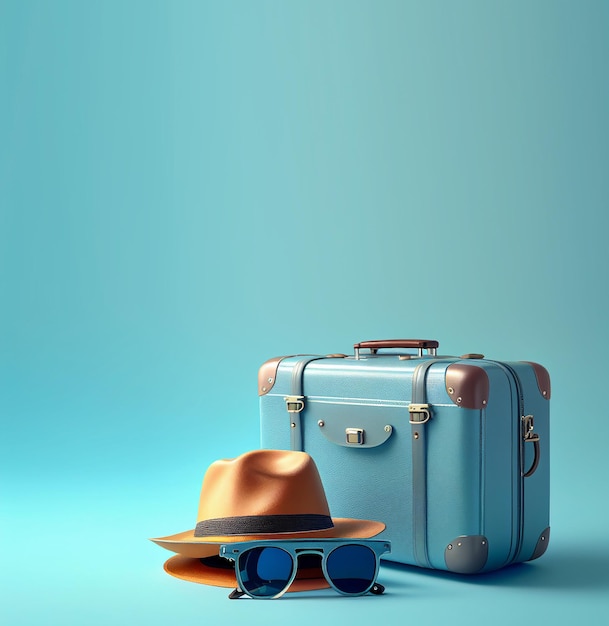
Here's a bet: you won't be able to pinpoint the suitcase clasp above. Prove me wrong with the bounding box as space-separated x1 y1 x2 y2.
409 403 431 424
284 396 305 413
345 428 365 445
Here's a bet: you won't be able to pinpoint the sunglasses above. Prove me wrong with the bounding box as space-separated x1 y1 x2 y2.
219 538 391 599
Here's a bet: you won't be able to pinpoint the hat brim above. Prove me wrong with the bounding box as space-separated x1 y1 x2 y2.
151 517 385 558
163 554 331 591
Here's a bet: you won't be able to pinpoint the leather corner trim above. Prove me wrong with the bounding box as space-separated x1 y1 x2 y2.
524 362 551 400
258 356 289 396
528 527 550 561
444 535 489 574
445 363 490 409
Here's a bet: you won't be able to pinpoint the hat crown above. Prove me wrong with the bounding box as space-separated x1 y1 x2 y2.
196 450 331 525
150 448 386 559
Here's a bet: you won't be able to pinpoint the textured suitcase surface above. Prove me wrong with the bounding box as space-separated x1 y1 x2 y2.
259 339 550 573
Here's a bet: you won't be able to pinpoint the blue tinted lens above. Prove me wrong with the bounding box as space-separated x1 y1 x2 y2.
238 547 294 597
326 544 377 594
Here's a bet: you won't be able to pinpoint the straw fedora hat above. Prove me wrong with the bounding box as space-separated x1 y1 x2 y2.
151 449 385 589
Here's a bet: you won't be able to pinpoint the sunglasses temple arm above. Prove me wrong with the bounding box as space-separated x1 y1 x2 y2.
370 582 385 595
228 588 246 600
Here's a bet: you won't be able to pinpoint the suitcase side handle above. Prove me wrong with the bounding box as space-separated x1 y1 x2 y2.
354 339 439 359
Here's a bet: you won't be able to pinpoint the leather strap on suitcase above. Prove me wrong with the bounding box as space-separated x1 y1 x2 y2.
284 356 326 451
409 359 451 568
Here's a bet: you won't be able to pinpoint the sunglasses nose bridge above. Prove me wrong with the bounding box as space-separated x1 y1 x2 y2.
294 548 325 558
294 550 326 582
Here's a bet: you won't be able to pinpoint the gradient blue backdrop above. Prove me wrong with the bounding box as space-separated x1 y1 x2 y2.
2 1 608 624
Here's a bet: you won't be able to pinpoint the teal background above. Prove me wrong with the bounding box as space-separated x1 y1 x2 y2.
1 0 608 624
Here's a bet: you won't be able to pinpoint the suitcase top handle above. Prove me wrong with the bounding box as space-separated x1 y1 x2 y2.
354 339 439 359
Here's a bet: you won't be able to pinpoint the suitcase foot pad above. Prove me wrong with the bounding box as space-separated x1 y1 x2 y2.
444 535 489 574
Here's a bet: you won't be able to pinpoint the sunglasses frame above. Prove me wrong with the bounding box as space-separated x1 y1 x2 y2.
219 538 391 599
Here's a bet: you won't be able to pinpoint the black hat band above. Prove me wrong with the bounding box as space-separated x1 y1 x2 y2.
194 514 334 537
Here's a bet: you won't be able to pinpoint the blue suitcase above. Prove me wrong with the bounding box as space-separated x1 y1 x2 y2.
259 339 550 573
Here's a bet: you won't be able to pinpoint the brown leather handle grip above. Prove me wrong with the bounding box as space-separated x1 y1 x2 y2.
354 339 439 351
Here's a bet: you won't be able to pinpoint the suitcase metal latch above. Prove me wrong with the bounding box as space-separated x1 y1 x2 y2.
345 428 365 445
522 414 540 442
409 403 431 424
284 396 305 413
